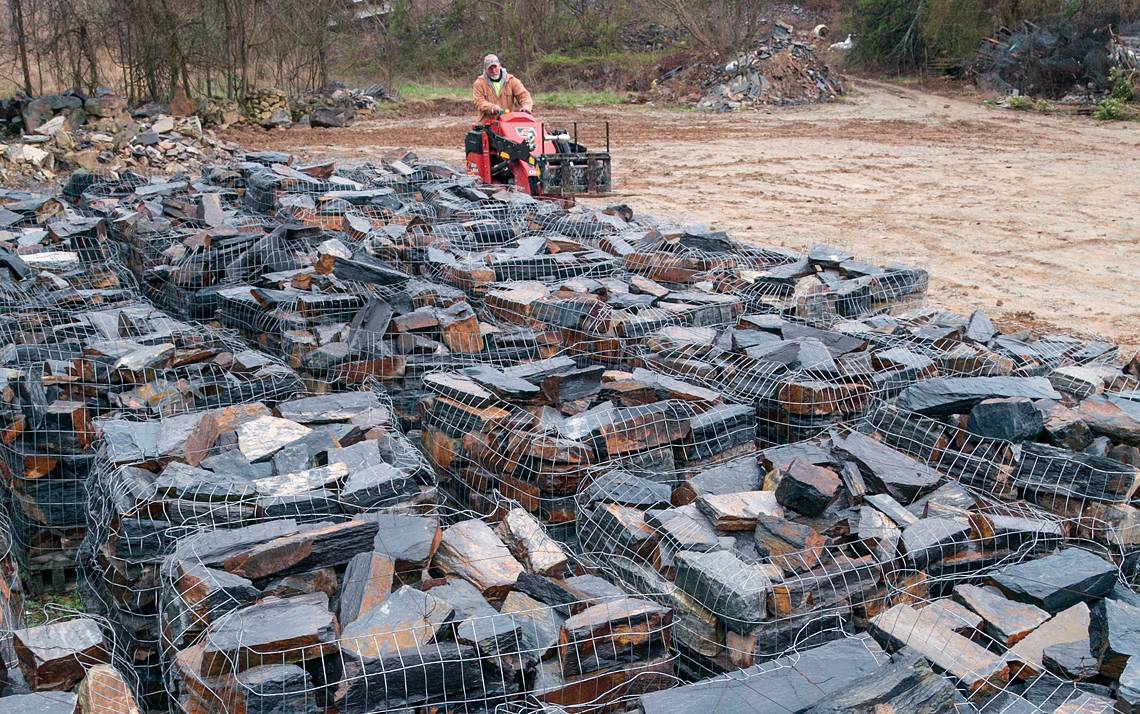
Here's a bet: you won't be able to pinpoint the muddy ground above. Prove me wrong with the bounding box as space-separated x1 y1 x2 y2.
224 79 1140 353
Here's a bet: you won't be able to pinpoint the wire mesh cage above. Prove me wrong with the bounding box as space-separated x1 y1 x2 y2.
478 274 748 368
420 364 761 527
0 300 306 594
618 227 803 288
702 245 931 328
1 190 136 298
3 608 143 710
152 501 679 714
835 306 1123 379
79 387 437 706
862 400 1140 550
565 428 1138 703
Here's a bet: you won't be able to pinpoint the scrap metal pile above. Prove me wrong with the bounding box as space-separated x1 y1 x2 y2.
0 148 1137 714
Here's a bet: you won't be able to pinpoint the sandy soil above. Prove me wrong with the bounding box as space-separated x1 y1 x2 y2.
224 79 1140 354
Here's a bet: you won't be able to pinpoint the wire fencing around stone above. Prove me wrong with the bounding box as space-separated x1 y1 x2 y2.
0 299 305 594
79 387 437 708
151 506 680 714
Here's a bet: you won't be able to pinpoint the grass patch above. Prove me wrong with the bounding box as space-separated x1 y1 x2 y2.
1004 95 1032 111
395 82 469 102
394 82 625 108
533 89 625 107
24 591 85 627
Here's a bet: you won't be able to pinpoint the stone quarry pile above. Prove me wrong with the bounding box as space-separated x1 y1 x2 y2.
0 147 1136 713
645 22 844 111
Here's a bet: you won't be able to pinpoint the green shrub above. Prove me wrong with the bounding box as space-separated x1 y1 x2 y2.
1108 67 1138 102
1005 95 1031 110
1094 97 1128 120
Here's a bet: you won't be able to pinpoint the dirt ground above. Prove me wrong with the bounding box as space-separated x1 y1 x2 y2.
224 79 1140 354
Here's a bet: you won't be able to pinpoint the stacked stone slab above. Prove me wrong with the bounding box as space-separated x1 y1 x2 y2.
0 298 303 590
81 389 435 705
420 363 758 525
156 511 674 713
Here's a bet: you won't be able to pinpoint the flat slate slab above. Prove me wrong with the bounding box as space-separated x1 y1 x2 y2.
674 549 770 635
895 376 1061 416
1006 602 1090 679
1042 639 1099 680
201 594 338 676
638 635 887 714
831 430 942 503
870 603 1009 695
990 548 1116 613
1089 597 1140 679
0 692 78 714
953 584 1049 646
802 648 965 713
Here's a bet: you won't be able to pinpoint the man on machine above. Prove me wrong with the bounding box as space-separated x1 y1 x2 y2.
473 53 533 123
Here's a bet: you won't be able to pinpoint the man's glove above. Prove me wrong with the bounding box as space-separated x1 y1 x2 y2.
496 107 505 116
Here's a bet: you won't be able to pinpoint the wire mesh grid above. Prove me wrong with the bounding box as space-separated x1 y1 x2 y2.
3 607 142 709
844 306 1125 379
565 440 1137 711
0 503 23 693
149 499 680 714
0 300 307 587
79 386 438 705
420 364 761 525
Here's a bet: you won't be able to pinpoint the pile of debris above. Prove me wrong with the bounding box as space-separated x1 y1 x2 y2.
0 108 240 184
643 21 844 111
975 17 1140 99
700 24 844 111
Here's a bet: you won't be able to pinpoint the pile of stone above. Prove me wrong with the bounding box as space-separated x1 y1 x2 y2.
0 611 146 713
845 305 1120 378
698 23 844 111
866 370 1139 549
0 298 304 590
81 389 435 704
157 511 675 713
420 363 759 524
289 83 393 129
1 141 1138 714
240 84 392 130
239 89 291 129
0 108 240 183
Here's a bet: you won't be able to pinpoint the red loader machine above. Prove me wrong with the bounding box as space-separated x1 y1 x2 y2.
465 111 612 202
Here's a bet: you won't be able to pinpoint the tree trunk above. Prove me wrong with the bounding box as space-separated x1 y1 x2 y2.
9 0 34 94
